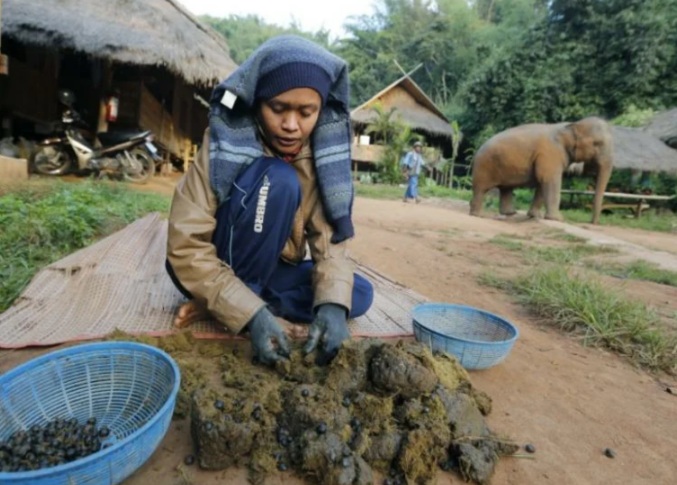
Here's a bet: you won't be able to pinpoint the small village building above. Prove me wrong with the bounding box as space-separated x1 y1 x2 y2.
350 74 455 182
0 0 237 166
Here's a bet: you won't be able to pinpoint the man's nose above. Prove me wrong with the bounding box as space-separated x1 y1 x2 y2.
282 113 299 131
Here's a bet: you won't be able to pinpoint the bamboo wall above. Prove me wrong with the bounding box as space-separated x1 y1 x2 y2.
113 75 203 164
351 143 386 164
137 83 193 162
0 47 59 124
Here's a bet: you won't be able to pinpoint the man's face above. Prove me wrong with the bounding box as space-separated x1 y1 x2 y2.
257 88 322 156
414 145 422 153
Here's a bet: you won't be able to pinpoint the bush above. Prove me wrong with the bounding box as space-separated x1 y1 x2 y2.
0 181 170 312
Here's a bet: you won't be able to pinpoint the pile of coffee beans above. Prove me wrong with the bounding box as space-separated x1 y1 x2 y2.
0 417 112 473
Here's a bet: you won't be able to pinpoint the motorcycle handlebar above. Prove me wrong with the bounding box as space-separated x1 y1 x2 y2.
62 109 89 129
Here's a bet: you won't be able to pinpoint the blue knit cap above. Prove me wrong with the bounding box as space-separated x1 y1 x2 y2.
209 35 355 244
255 62 332 105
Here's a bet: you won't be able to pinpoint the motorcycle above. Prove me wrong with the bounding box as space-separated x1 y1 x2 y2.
31 90 160 184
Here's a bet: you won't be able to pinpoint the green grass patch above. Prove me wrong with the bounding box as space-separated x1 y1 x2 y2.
489 234 525 251
477 272 512 290
354 183 402 200
354 183 473 201
0 180 171 312
511 267 676 373
489 234 614 264
540 229 587 243
593 260 677 287
563 209 677 233
527 244 617 265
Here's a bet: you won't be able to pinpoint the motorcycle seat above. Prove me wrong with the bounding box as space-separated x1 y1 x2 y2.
97 130 151 146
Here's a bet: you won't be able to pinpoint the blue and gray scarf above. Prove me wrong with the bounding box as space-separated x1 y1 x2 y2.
208 35 354 243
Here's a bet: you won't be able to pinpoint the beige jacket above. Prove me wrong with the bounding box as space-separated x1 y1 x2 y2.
167 130 355 334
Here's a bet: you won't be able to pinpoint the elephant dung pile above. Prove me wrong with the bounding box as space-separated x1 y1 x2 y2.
188 338 517 485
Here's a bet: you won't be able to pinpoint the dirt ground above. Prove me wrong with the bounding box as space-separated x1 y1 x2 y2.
1 174 676 485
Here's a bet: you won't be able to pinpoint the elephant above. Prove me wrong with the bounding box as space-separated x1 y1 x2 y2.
469 117 613 224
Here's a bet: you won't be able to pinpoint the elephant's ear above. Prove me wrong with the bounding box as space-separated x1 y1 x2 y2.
561 123 579 160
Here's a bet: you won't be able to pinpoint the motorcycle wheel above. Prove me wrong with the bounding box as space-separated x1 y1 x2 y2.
31 145 73 175
122 148 155 184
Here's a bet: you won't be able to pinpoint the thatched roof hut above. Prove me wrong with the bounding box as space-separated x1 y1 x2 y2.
643 108 677 148
1 0 236 85
351 75 453 138
611 126 677 173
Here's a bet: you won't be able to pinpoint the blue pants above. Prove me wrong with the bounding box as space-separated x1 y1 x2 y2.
166 157 374 323
404 175 419 199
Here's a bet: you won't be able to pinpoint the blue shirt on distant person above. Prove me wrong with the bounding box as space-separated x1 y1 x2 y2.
402 150 425 175
402 141 425 202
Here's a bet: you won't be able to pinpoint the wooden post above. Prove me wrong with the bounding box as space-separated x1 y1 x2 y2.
96 60 113 134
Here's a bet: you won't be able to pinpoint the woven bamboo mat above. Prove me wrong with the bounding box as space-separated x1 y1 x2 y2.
0 213 424 349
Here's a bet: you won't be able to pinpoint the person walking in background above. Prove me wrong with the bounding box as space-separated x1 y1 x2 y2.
402 140 426 203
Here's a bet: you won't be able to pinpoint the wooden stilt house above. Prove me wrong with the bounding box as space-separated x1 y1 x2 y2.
0 0 237 167
350 74 454 181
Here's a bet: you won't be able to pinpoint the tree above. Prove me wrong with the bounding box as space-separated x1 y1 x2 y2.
365 103 413 183
365 103 398 145
202 14 330 65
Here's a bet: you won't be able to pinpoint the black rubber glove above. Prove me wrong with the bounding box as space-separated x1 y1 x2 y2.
247 307 290 366
303 303 349 365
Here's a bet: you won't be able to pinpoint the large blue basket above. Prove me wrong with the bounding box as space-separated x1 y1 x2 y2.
0 342 181 484
412 303 519 370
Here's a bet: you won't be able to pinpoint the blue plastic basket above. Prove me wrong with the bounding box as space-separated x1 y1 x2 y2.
0 341 181 484
412 303 519 370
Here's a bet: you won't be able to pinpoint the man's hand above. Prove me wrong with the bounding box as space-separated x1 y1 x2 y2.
247 307 290 365
173 300 210 328
303 303 350 365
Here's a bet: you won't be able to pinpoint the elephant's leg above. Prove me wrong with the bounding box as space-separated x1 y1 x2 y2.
527 185 544 219
542 176 564 221
499 188 517 216
533 157 565 221
470 186 488 216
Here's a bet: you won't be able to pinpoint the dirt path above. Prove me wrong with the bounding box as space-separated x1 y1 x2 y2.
348 198 677 485
540 219 677 271
1 183 676 485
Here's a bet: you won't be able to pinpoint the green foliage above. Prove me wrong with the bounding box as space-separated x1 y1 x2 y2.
206 1 677 157
612 104 657 128
458 0 677 143
201 14 331 64
0 181 170 312
365 103 398 145
365 104 415 184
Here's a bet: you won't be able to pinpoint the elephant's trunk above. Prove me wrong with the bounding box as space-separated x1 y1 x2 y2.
591 159 612 224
